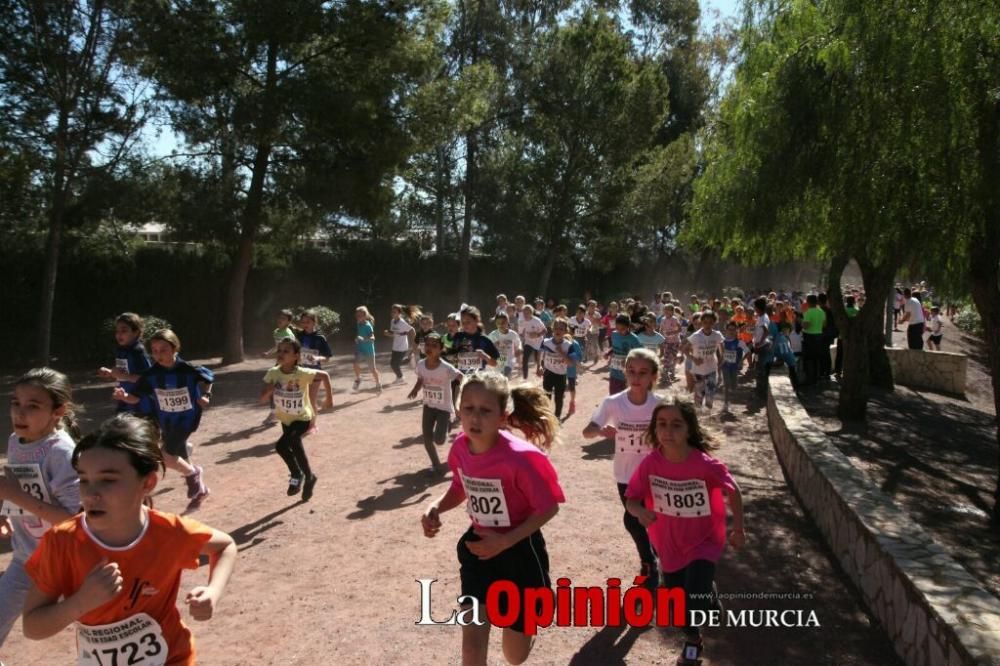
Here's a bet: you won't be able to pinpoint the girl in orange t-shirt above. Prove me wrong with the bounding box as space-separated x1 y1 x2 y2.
22 414 237 665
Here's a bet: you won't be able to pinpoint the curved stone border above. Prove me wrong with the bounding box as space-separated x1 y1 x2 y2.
766 375 1000 666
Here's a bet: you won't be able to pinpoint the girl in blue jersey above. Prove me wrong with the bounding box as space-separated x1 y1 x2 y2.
97 312 152 414
113 329 213 508
352 305 381 393
448 305 500 375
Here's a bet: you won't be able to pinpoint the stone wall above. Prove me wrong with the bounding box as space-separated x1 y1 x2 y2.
830 346 968 396
767 375 1000 666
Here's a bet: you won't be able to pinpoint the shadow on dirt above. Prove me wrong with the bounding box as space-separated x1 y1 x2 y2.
347 470 451 520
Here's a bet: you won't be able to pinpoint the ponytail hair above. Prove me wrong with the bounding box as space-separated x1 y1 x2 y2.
404 304 423 324
15 368 81 441
459 371 560 451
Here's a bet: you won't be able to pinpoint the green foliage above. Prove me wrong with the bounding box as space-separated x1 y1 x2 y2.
953 305 985 338
289 306 340 336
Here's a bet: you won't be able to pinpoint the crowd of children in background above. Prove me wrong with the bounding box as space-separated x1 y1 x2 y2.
0 279 950 666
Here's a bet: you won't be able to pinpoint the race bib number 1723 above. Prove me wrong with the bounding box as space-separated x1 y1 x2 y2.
77 613 168 666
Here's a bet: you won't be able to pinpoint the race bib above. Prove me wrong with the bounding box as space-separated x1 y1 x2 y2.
418 342 426 355
650 476 710 518
1 464 50 517
723 350 738 364
543 351 567 373
153 388 191 413
274 387 305 416
301 347 319 366
115 358 130 374
610 354 626 372
78 613 167 666
457 353 481 373
423 385 446 408
459 472 511 527
615 423 647 454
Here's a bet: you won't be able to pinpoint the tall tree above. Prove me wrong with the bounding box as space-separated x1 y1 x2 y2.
136 0 441 362
0 0 150 362
688 0 955 419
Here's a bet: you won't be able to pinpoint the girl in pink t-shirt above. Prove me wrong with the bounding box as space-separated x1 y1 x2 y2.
421 372 564 666
625 397 746 666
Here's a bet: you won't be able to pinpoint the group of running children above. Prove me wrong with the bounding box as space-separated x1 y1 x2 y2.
0 289 771 665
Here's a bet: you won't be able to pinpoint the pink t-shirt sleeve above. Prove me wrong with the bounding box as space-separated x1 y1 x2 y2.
512 451 566 514
703 455 737 494
446 441 467 499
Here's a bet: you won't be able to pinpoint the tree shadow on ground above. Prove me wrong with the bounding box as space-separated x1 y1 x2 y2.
229 503 302 553
580 438 614 461
215 441 276 465
380 399 422 413
798 384 1000 597
346 470 450 520
201 423 274 447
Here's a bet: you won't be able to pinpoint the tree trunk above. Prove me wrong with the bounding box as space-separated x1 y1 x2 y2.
457 131 476 303
836 257 896 420
434 144 447 254
536 230 560 298
221 40 278 364
36 108 71 364
969 95 1000 529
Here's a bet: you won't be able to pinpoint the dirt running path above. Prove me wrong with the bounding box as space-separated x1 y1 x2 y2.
0 356 899 665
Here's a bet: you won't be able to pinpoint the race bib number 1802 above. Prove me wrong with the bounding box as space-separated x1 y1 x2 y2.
459 472 511 527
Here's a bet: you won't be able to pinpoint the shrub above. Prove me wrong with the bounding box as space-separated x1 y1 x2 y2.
290 305 340 335
953 305 984 337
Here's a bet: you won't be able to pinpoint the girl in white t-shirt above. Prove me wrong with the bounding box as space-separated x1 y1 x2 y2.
488 312 522 379
684 311 724 410
519 305 548 380
408 334 463 473
582 348 662 585
384 304 416 385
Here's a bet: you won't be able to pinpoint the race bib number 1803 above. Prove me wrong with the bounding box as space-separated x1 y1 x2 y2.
650 476 710 518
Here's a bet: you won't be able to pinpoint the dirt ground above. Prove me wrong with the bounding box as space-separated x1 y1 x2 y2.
0 351 901 665
800 318 1000 598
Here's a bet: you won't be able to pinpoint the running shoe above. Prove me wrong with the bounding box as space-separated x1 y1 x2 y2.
352 378 361 391
302 474 318 502
287 475 303 496
184 467 204 499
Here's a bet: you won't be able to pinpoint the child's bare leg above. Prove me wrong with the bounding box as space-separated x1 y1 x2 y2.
502 628 535 665
462 617 490 666
163 452 195 476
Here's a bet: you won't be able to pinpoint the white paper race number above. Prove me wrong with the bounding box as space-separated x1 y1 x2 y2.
301 347 319 366
459 472 511 527
423 386 445 406
610 355 626 372
115 358 130 374
1 464 50 517
650 476 710 518
153 388 191 413
77 613 168 666
615 424 646 454
457 353 481 373
274 387 305 416
723 349 738 364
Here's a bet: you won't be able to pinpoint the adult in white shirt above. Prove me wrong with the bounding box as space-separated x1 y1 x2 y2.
899 288 925 350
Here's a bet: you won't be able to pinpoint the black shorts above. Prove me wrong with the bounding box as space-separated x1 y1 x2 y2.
162 428 194 458
457 527 550 634
929 334 942 344
567 377 577 391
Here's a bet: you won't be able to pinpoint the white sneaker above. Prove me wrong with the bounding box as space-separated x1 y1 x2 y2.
393 377 406 385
